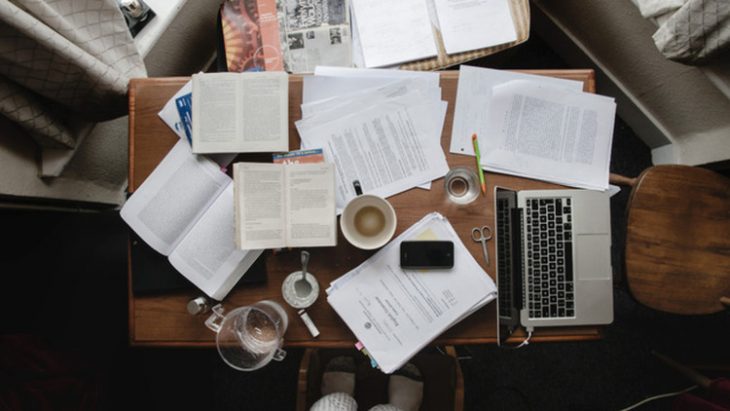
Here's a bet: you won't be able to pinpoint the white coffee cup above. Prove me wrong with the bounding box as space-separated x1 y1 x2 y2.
340 194 397 250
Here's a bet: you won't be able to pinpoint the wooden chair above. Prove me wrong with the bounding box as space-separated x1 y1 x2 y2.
611 165 730 315
296 347 464 411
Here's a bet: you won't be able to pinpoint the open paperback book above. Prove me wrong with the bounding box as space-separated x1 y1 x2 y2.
121 141 263 300
192 72 289 154
327 212 496 373
233 162 336 249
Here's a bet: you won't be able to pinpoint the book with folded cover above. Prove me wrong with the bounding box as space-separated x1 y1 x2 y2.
327 212 496 373
233 162 336 249
191 72 289 154
121 141 263 300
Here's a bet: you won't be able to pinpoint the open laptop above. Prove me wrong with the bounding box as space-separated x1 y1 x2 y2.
494 186 613 342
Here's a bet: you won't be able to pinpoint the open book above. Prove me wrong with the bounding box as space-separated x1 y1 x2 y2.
350 0 516 67
121 141 263 300
192 72 289 154
233 162 336 249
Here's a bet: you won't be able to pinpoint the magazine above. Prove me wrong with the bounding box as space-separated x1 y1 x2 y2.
278 0 352 73
220 0 285 72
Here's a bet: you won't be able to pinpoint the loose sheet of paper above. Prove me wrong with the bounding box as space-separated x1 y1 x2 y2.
297 101 449 212
350 0 437 67
450 65 584 156
301 69 444 191
433 0 517 54
482 80 616 190
327 212 496 373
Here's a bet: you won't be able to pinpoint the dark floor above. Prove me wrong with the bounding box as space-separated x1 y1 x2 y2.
1 35 728 411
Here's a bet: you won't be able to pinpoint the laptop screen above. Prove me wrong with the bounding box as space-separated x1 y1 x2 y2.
494 187 522 345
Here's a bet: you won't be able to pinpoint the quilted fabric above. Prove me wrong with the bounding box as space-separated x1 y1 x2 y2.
653 0 730 64
0 0 146 148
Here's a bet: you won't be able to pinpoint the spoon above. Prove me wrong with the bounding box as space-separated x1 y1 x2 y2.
295 251 312 298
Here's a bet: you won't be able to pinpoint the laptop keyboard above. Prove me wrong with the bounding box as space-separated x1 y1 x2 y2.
496 198 512 315
525 197 575 319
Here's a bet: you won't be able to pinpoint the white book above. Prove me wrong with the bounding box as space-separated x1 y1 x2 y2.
233 162 337 249
327 212 496 373
191 72 289 154
121 141 263 300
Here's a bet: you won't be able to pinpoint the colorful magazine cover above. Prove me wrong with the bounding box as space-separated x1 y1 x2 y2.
273 148 325 164
220 0 284 72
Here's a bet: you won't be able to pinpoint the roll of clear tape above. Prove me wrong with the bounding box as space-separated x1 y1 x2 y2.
444 167 480 204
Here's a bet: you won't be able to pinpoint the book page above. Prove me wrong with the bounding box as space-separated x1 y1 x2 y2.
483 79 616 190
192 73 239 152
121 141 230 255
233 163 286 249
240 72 289 152
351 0 437 67
432 0 517 55
169 184 263 301
192 72 289 153
285 163 336 248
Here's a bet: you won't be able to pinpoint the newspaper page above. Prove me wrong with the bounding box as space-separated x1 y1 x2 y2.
278 0 352 73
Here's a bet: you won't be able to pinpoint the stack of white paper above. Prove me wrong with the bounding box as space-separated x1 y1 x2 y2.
451 66 616 191
326 212 497 373
296 67 450 213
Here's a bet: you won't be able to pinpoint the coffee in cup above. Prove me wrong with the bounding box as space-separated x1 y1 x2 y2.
340 194 397 250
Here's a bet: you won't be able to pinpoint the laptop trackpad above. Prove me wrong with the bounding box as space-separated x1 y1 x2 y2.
575 234 611 280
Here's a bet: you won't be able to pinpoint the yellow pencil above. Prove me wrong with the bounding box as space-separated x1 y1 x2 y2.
472 134 486 194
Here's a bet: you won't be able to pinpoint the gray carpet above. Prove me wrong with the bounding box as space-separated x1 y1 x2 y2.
1 35 728 411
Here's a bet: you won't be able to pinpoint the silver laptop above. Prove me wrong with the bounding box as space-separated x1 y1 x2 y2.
494 186 613 341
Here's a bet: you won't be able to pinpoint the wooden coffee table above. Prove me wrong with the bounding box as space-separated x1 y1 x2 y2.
128 70 603 347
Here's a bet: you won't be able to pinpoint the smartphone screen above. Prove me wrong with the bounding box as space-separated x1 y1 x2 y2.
400 241 454 269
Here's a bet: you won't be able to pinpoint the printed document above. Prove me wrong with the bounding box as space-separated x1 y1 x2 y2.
432 0 517 54
327 212 497 373
233 162 336 249
296 101 449 212
351 0 437 67
121 141 263 300
450 65 583 156
482 80 616 190
192 72 288 154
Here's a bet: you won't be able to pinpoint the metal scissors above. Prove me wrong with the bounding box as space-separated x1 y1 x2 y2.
471 225 493 266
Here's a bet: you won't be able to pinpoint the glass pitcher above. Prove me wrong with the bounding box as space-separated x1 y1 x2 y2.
205 300 289 371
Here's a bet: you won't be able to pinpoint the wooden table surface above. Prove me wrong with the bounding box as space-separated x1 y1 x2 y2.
128 70 603 347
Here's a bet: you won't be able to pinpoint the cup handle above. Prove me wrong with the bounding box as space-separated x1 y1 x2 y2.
204 304 226 333
272 347 287 362
353 180 362 196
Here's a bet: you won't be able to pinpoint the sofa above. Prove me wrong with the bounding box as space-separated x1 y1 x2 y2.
531 0 730 168
0 0 221 209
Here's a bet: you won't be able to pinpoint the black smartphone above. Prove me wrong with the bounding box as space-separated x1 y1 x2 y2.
400 241 454 269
